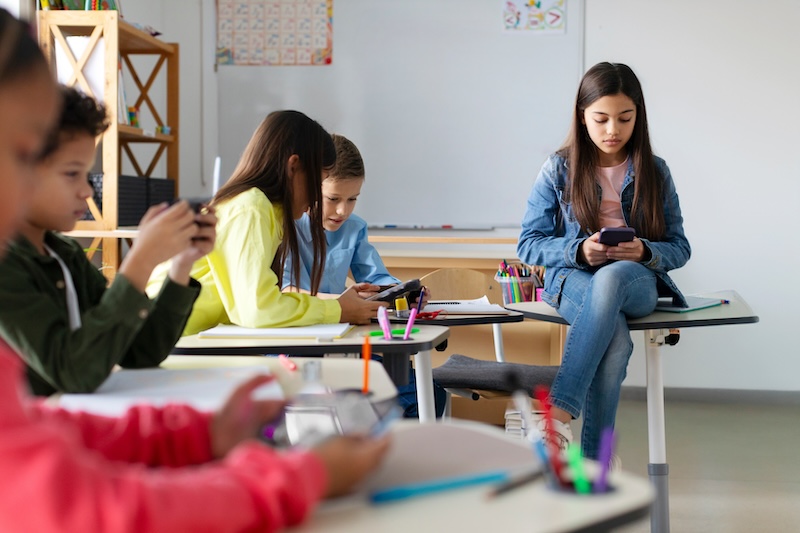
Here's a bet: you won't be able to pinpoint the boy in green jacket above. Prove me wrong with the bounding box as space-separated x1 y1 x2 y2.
0 86 217 396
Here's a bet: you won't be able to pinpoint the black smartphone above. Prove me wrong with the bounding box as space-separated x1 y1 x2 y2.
598 227 636 246
365 279 422 303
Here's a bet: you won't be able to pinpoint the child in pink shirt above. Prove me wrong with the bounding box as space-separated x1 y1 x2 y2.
0 10 389 533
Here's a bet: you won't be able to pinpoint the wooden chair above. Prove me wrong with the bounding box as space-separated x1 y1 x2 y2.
420 268 553 421
419 268 506 361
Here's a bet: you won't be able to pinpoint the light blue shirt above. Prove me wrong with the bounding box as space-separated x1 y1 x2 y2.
283 214 400 294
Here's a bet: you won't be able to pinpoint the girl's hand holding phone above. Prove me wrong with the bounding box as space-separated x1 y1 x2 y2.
581 232 646 266
351 282 382 299
337 286 387 324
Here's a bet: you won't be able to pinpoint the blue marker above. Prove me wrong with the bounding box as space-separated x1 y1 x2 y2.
370 470 510 504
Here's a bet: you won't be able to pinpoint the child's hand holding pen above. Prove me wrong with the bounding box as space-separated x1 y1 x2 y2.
411 286 430 310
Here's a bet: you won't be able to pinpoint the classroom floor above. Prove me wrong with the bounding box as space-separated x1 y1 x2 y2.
608 399 800 532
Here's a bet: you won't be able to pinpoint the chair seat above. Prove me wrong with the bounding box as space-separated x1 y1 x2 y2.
432 354 558 396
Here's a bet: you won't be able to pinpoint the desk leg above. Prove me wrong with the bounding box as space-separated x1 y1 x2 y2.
492 323 506 363
645 329 670 533
414 349 436 423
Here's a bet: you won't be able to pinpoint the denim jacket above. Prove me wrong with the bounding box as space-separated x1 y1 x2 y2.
517 153 691 307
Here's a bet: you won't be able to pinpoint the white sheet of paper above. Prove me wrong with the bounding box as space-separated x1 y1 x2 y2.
59 366 283 416
198 323 353 339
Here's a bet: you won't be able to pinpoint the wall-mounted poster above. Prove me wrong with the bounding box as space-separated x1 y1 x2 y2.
503 0 566 33
217 0 333 66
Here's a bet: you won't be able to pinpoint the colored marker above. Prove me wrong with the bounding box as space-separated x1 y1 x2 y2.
416 287 425 313
403 308 418 340
278 354 296 372
377 306 392 340
594 427 615 493
534 386 565 484
362 335 371 395
369 328 420 337
566 443 590 494
370 470 510 504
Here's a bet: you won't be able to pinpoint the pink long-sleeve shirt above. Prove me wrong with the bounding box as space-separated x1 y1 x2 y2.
0 341 327 533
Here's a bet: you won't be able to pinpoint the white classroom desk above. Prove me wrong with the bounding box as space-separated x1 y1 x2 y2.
161 355 398 402
507 290 759 533
294 420 655 533
172 325 450 423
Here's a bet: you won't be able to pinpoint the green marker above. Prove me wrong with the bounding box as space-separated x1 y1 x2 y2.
369 328 419 337
566 443 591 494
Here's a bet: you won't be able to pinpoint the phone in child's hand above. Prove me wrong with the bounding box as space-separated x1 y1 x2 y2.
365 279 422 304
598 227 636 246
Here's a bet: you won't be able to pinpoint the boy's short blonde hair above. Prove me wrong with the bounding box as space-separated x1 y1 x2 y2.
329 134 365 180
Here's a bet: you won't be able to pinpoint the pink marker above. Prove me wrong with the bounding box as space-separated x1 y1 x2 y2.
403 308 418 340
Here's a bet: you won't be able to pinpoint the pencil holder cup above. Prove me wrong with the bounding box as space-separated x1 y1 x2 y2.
545 458 616 495
494 275 535 305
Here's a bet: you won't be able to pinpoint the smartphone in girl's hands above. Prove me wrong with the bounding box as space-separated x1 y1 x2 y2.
598 227 636 246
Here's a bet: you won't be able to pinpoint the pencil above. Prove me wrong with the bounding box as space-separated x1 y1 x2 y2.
486 469 544 499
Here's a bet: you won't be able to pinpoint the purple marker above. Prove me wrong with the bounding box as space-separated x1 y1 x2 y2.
594 427 615 492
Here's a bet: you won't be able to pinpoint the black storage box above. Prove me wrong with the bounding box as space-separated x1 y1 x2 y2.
83 174 175 226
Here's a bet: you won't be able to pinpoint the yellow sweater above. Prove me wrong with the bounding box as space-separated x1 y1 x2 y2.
147 188 341 335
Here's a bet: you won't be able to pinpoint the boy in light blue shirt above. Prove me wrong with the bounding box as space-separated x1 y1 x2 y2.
283 134 444 418
282 134 399 297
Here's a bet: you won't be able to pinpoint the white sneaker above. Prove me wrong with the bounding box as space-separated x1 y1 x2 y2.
608 454 622 472
535 418 573 452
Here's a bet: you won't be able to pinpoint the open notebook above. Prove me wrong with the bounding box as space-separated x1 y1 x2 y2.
422 296 509 315
655 296 723 313
59 366 284 416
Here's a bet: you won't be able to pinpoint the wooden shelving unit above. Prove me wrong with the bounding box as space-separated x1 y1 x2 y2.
38 10 179 279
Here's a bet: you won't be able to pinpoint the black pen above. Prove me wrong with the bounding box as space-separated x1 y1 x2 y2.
416 288 425 313
486 468 544 499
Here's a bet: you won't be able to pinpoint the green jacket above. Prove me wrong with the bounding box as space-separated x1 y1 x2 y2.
0 232 200 396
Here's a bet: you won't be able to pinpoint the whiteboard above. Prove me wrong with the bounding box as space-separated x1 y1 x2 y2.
217 0 584 229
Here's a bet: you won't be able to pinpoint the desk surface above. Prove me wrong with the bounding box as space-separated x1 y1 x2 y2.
294 420 654 533
507 290 759 330
161 355 397 401
385 310 524 327
172 325 450 356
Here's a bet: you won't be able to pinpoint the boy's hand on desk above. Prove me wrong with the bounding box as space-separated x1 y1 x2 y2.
210 374 286 459
351 282 381 299
337 286 387 324
313 434 391 498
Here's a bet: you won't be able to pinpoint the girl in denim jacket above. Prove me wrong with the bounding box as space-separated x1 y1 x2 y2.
517 62 691 461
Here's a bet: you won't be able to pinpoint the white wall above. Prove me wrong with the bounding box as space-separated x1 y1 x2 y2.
585 0 799 391
131 0 796 392
119 0 213 199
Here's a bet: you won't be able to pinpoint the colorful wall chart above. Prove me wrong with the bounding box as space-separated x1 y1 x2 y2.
216 0 333 66
503 0 566 33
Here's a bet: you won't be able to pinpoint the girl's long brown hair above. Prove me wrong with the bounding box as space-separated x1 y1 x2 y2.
559 62 665 240
211 110 336 294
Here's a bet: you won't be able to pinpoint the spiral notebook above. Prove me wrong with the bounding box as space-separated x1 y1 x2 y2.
655 296 723 313
422 296 510 315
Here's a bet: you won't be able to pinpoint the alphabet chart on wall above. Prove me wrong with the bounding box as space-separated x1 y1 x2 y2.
216 0 333 66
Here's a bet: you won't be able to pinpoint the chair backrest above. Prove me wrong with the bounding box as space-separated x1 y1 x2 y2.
419 268 502 305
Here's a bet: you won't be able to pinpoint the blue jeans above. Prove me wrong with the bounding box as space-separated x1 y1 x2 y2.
549 261 658 459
